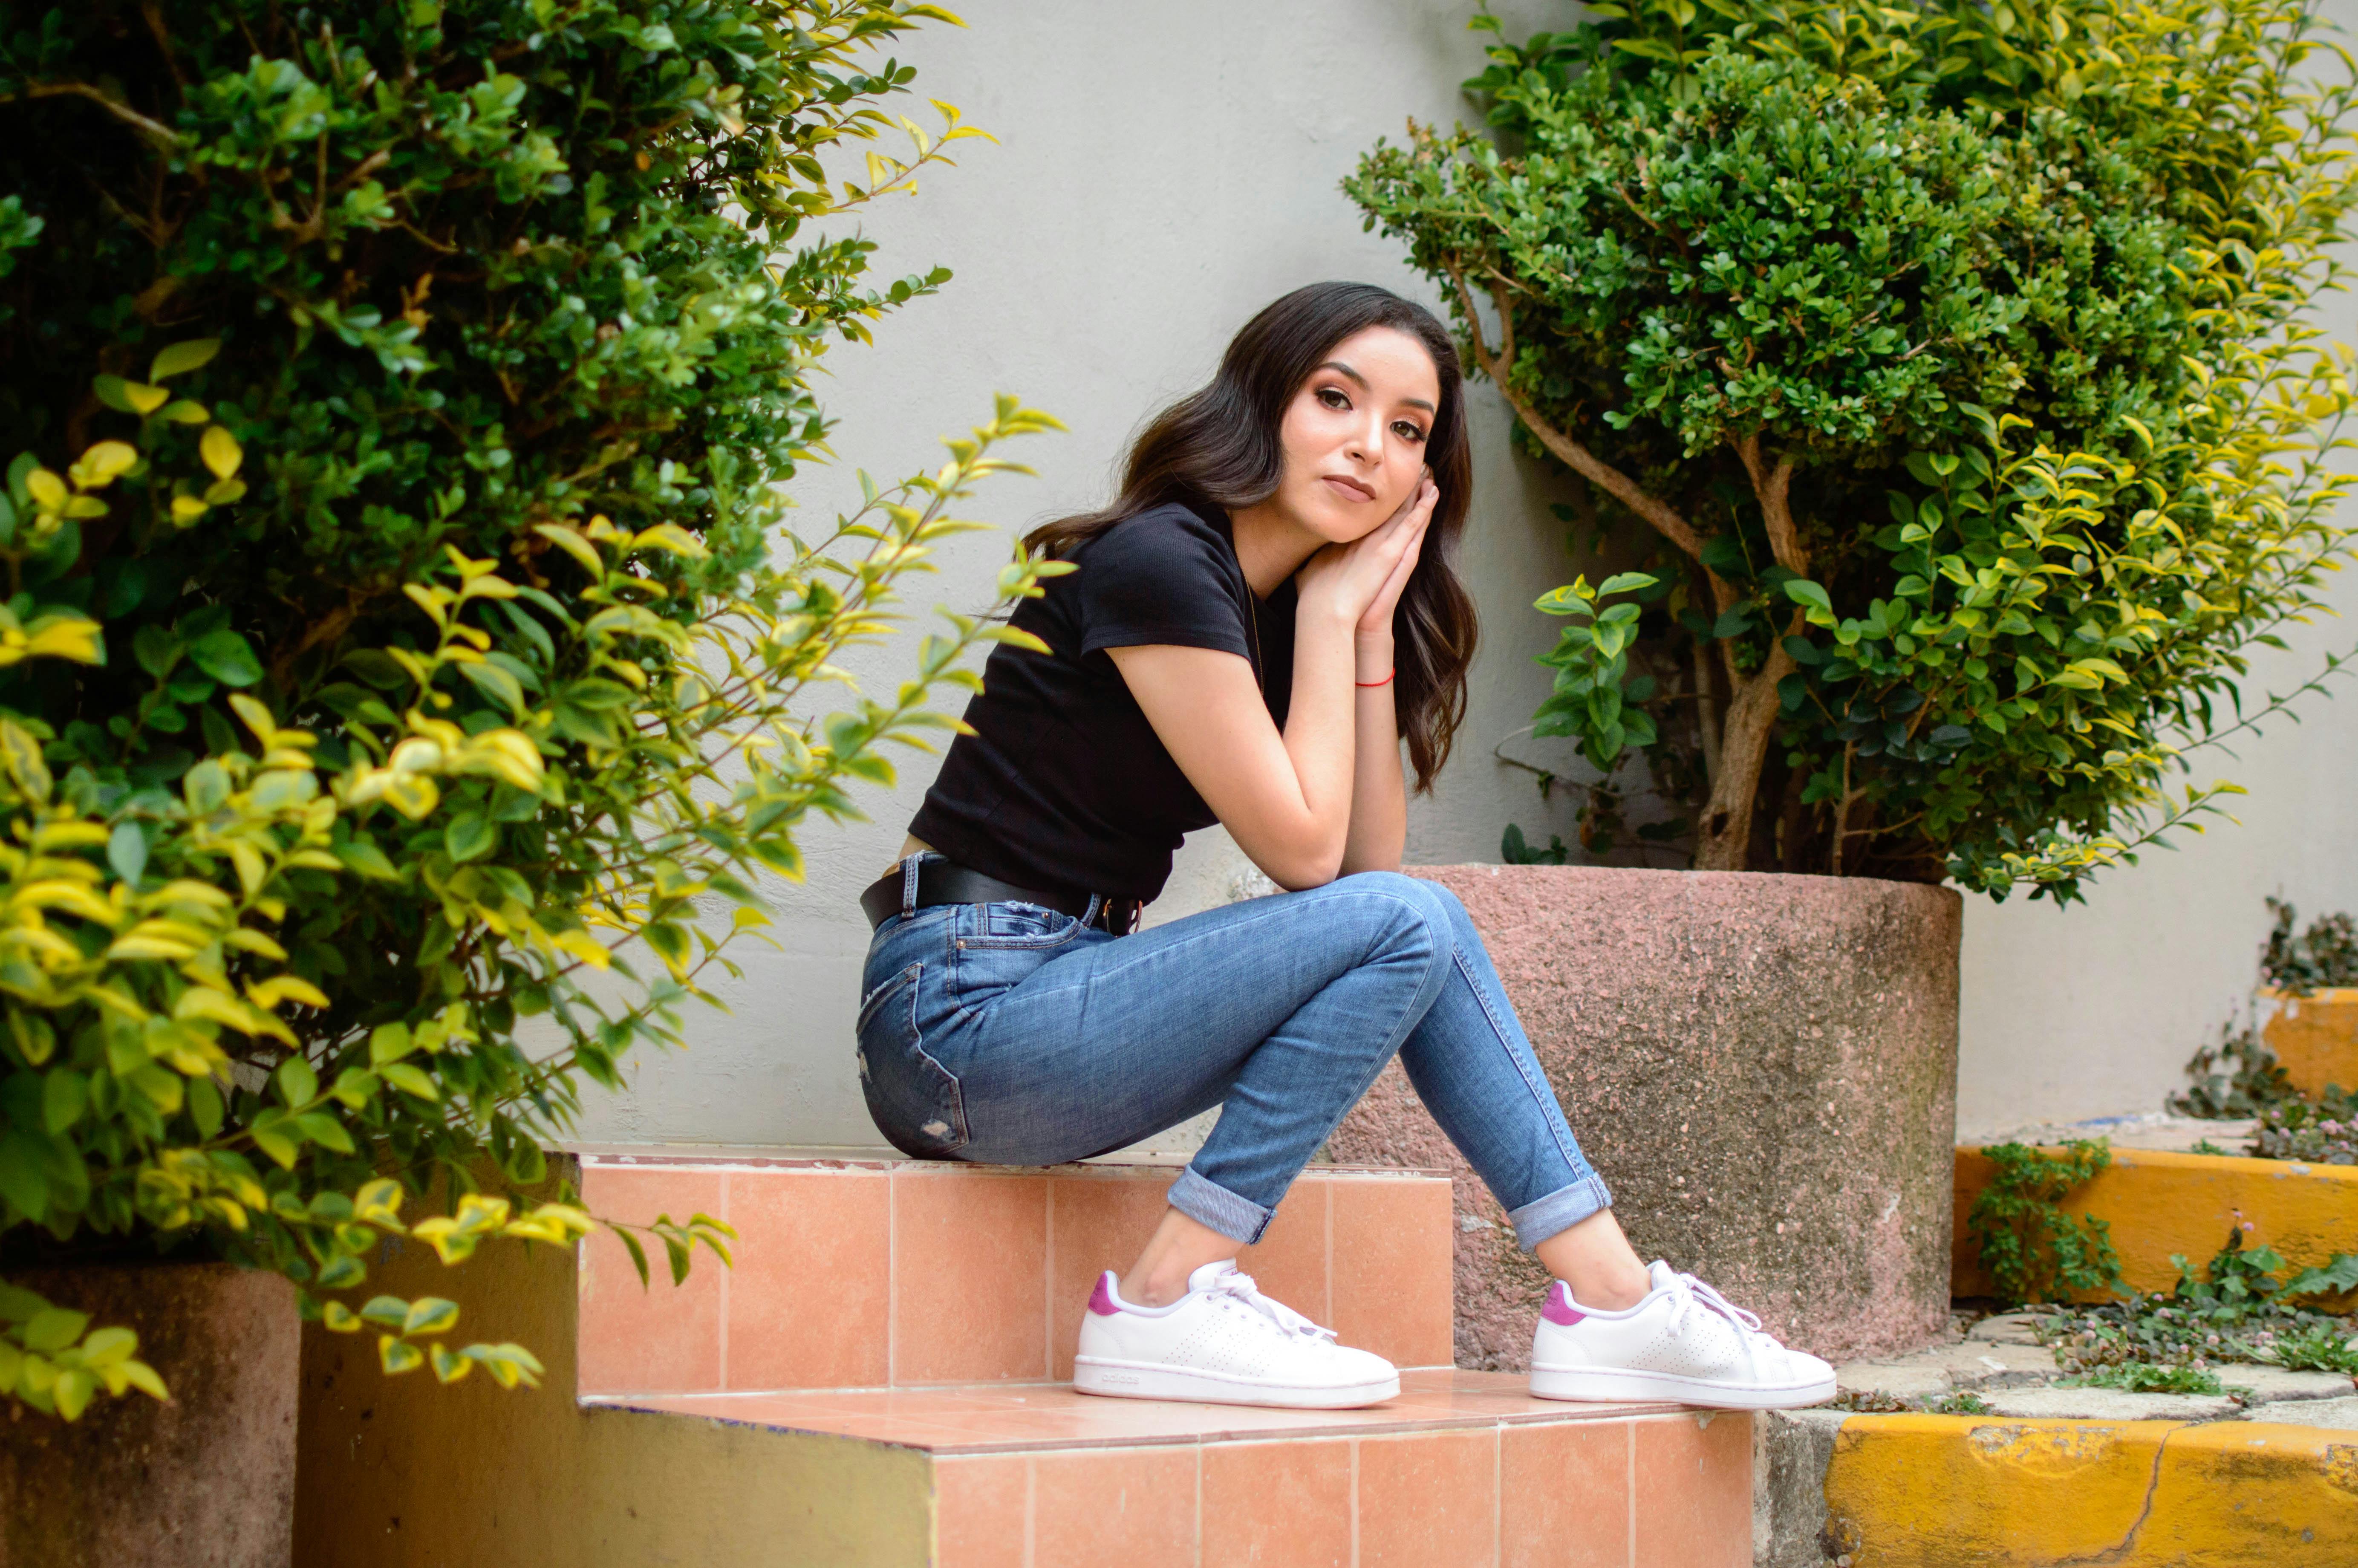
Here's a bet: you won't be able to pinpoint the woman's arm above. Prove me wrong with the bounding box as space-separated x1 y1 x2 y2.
1339 624 1407 875
1109 483 1432 890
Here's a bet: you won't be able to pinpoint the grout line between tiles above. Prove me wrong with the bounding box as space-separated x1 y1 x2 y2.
1324 1181 1335 1328
1044 1180 1056 1381
1625 1417 1636 1568
716 1170 730 1392
1193 1442 1204 1568
1023 1454 1037 1568
1492 1422 1502 1568
887 1169 899 1388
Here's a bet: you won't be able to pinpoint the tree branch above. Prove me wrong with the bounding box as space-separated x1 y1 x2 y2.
1445 260 1717 568
7 82 183 147
1735 433 1806 578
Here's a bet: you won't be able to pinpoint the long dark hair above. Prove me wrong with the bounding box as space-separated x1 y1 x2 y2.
1027 282 1478 791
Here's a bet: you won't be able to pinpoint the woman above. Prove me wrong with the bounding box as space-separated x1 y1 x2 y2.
855 282 1833 1412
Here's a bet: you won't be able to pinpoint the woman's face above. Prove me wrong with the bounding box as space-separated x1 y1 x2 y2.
1270 325 1441 545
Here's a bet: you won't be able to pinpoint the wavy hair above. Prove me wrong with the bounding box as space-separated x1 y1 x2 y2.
1026 282 1478 790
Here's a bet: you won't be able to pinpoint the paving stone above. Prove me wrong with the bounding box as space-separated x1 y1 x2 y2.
1975 1387 2240 1421
1836 1361 1953 1400
1835 1339 2061 1403
2243 1394 2358 1430
1914 1341 2057 1387
1964 1312 2051 1347
2217 1365 2357 1404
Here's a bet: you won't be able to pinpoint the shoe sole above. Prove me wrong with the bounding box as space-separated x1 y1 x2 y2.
1073 1356 1399 1409
1528 1363 1836 1410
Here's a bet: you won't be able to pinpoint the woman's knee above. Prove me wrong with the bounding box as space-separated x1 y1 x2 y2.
1325 871 1456 962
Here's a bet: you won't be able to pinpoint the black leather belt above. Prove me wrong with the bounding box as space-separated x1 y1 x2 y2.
860 858 1141 936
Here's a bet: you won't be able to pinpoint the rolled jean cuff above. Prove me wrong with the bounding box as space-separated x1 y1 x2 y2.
1508 1173 1614 1253
1167 1165 1274 1245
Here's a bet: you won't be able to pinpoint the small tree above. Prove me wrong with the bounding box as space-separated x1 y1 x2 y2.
1351 0 2358 897
0 0 1057 1419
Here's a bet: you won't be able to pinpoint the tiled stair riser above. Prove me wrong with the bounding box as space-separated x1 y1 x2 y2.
933 1413 1752 1568
298 1156 1760 1568
574 1158 1457 1395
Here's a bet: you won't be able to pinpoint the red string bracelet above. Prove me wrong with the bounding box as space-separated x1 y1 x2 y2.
1355 670 1395 688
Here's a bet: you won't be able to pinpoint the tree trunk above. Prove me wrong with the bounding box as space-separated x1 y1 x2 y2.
1439 270 1811 875
1693 644 1793 870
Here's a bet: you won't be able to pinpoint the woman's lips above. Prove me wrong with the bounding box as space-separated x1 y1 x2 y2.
1321 474 1377 502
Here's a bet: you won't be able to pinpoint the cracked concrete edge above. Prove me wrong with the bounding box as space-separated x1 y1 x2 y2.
1754 1408 1850 1568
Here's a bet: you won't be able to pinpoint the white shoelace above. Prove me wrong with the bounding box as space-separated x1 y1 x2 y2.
1663 1272 1785 1369
1205 1267 1337 1342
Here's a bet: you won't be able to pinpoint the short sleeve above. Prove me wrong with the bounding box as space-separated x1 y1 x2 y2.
1074 504 1253 659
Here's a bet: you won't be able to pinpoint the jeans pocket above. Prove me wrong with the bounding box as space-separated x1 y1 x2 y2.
855 961 969 1157
947 901 1085 1014
968 901 1083 945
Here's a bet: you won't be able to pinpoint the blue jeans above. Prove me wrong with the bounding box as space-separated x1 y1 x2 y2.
855 862 1612 1249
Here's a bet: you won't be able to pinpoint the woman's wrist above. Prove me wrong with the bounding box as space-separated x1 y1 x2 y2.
1354 635 1395 686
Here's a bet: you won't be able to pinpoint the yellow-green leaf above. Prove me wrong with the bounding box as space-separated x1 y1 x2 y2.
149 339 222 382
68 442 139 490
199 425 243 482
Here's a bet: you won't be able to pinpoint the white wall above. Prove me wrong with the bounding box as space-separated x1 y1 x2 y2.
571 0 2358 1150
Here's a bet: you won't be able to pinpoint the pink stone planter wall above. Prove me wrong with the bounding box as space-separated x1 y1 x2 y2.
1328 865 1960 1369
0 1262 298 1568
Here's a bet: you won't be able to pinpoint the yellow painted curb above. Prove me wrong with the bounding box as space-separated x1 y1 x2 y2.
1953 1145 2358 1303
2261 988 2358 1101
1823 1413 2358 1566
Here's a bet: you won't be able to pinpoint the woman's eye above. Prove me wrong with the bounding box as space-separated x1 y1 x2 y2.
1394 421 1429 443
1316 386 1351 410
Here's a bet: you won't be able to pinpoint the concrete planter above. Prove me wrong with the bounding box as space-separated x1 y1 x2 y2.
2258 988 2358 1099
1328 864 1961 1369
0 1261 298 1568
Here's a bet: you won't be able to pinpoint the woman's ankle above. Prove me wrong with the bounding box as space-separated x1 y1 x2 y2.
1116 1267 1193 1309
1119 1206 1243 1308
1531 1207 1651 1310
1563 1265 1650 1312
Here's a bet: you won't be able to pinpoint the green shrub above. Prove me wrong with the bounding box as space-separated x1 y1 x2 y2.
2064 1361 2225 1395
0 0 1057 1419
1967 1139 2125 1305
2248 1088 2358 1164
2043 1230 2358 1377
2262 896 2358 993
1349 0 2358 897
2168 1020 2296 1119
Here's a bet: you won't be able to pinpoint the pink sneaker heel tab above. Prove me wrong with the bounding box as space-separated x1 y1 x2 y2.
1087 1273 1122 1317
1540 1282 1586 1327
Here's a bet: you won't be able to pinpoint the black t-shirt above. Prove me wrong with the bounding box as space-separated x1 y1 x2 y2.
907 500 1294 902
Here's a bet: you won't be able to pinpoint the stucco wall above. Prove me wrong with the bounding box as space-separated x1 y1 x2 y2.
571 0 2358 1151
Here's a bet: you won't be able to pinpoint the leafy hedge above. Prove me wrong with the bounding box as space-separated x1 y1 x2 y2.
0 0 1055 1418
1353 0 2358 896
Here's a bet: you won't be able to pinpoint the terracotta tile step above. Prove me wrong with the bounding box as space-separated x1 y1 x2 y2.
571 1152 1457 1398
298 1182 1743 1567
590 1370 1757 1567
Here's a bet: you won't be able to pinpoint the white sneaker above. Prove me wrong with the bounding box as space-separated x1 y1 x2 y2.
1073 1260 1400 1409
1529 1261 1835 1409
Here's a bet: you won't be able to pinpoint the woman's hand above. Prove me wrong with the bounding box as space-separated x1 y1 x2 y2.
1295 473 1437 639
